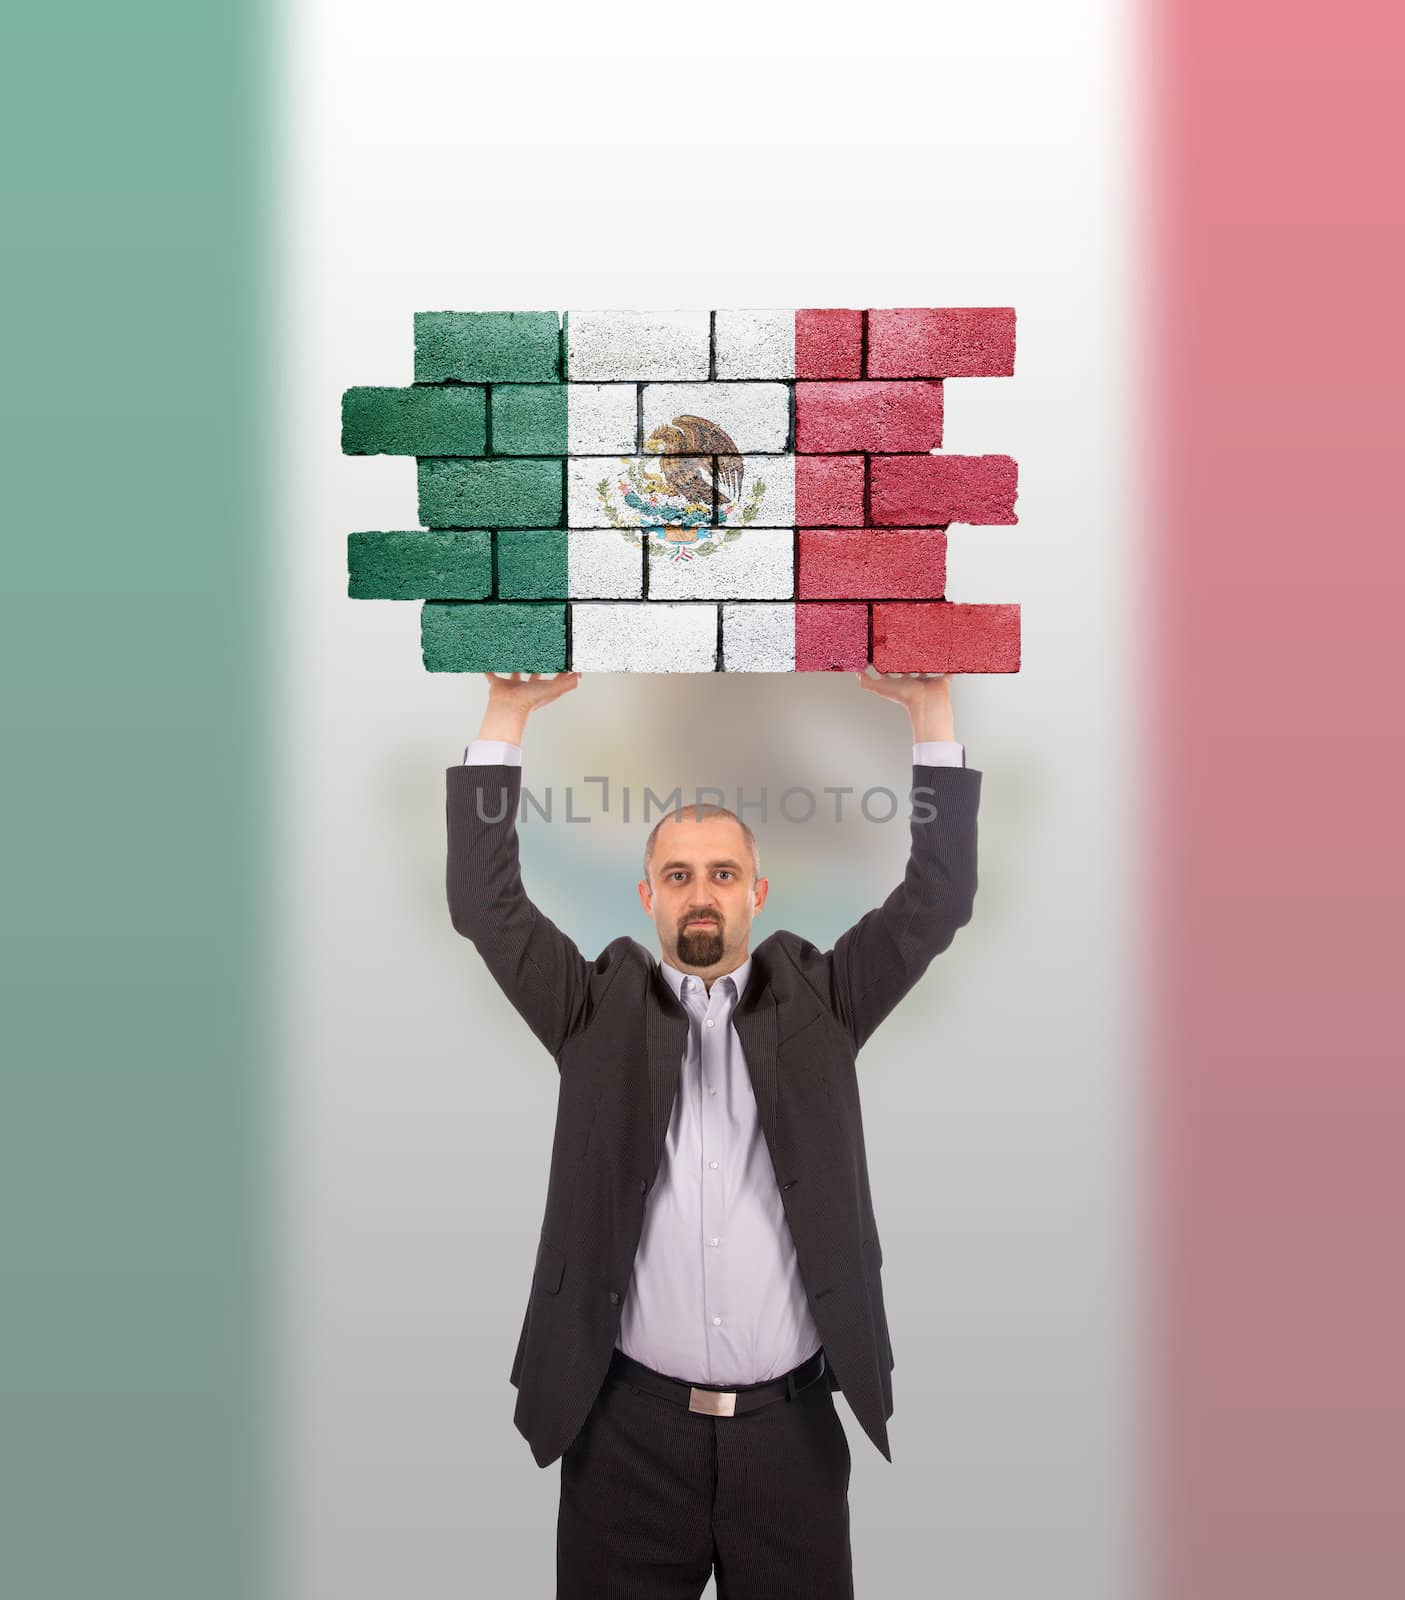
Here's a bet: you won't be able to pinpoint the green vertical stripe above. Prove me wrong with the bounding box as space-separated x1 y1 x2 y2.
1 4 270 1599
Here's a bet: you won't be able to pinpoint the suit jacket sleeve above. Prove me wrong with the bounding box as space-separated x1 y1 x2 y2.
826 762 982 1053
446 761 593 1061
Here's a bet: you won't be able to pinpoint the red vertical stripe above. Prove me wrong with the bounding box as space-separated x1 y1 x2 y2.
1151 4 1405 1598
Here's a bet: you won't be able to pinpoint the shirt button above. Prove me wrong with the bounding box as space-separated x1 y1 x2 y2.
710 1238 720 1247
709 1160 718 1169
712 1316 722 1326
709 1088 717 1096
705 1019 715 1028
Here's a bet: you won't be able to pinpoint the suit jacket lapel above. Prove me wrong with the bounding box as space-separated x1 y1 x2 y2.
732 978 778 1151
644 969 689 1163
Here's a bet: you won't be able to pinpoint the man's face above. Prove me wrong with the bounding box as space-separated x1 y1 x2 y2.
637 813 768 974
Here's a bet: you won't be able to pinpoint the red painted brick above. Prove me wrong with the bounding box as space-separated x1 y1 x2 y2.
795 381 943 453
867 308 1016 377
795 309 863 379
798 530 947 599
949 602 1021 671
870 454 1018 525
795 456 865 526
872 602 1020 672
795 602 869 670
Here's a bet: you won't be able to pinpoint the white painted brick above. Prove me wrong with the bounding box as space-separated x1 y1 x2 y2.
567 456 714 527
566 311 711 381
721 454 795 527
714 309 795 379
722 603 796 671
567 383 638 453
567 530 643 598
648 527 794 600
642 383 790 454
570 603 717 671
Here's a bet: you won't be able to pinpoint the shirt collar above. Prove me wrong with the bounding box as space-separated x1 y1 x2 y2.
659 951 752 1006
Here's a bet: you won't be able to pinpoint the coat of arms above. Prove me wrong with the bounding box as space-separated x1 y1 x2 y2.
596 415 767 561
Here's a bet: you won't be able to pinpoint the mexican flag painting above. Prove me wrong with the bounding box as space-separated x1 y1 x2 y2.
342 308 1022 673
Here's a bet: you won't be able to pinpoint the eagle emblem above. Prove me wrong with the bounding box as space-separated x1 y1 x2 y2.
595 414 766 560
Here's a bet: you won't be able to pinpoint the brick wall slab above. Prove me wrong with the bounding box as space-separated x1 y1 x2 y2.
347 529 491 599
795 309 863 379
419 458 563 529
795 381 943 453
570 602 718 671
565 310 711 381
869 454 1019 525
867 307 1015 378
341 386 485 456
346 308 1023 672
421 600 566 671
415 311 561 383
798 529 947 599
489 383 567 455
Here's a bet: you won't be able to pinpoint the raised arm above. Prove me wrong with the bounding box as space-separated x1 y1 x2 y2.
825 672 982 1053
446 670 590 1061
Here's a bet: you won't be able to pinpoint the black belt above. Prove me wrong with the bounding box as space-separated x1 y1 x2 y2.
606 1345 828 1417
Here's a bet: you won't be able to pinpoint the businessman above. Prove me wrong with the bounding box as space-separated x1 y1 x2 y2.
446 668 981 1598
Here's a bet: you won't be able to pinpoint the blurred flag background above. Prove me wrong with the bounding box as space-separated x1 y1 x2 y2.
4 3 1400 1599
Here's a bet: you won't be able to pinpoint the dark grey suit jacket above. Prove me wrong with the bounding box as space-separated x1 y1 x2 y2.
446 759 982 1467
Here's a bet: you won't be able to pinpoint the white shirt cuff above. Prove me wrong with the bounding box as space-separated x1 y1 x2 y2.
464 739 524 766
912 740 965 768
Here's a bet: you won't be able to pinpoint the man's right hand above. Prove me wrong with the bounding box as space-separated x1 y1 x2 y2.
477 670 582 744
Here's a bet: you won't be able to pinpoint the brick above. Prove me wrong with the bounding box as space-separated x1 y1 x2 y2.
421 601 566 672
568 456 714 528
347 530 491 599
798 529 947 599
414 311 561 383
418 458 562 529
949 602 1020 671
565 310 710 381
568 530 643 598
867 308 1015 378
642 383 789 453
869 454 1018 525
871 601 1020 671
795 309 862 379
726 455 794 527
567 383 638 453
795 602 868 671
795 381 942 453
714 310 795 379
496 529 567 599
648 526 793 600
490 383 566 454
569 603 717 671
795 456 865 527
722 603 795 670
341 386 485 456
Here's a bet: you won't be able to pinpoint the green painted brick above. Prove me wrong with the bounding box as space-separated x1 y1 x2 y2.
418 458 562 529
341 385 485 456
347 530 490 600
497 529 568 598
415 311 561 383
421 602 566 672
491 383 567 455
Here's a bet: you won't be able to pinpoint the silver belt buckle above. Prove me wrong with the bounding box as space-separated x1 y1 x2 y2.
688 1385 737 1417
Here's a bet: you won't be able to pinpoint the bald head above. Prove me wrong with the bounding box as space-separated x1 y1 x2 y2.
642 803 760 887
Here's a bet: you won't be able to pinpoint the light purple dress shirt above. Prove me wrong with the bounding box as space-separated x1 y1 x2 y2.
462 734 965 1383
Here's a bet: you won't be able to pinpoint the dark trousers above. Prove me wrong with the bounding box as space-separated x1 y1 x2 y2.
556 1352 854 1598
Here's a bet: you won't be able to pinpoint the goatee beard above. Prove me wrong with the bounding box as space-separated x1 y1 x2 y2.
677 924 723 966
